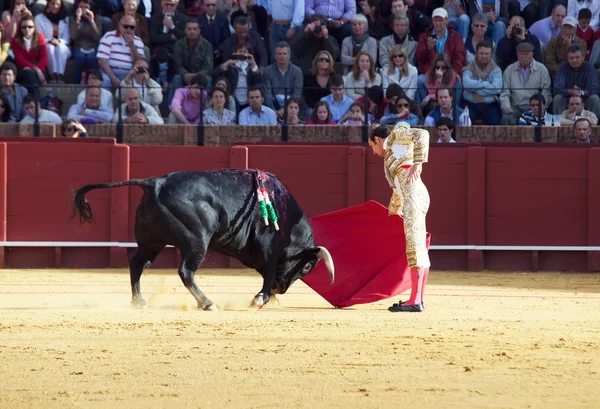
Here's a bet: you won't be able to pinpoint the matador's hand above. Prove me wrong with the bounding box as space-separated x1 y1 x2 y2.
406 163 422 184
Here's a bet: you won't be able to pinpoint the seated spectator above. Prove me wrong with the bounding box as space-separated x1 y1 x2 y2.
320 74 353 123
178 0 203 17
211 41 262 111
2 0 32 40
477 0 509 47
198 0 231 64
340 14 377 74
339 102 367 125
0 93 13 122
11 15 47 98
168 73 208 124
0 25 12 67
60 119 89 137
545 17 587 78
70 0 102 84
202 87 236 125
465 13 493 65
278 97 306 125
358 0 393 40
218 16 267 69
149 46 177 94
496 15 542 70
97 15 145 87
553 43 600 118
170 19 213 105
379 14 417 68
304 0 355 44
419 53 461 114
120 58 163 113
573 117 592 143
568 1 600 31
306 101 336 125
528 4 565 46
383 84 424 123
230 0 269 40
576 8 594 60
462 40 502 125
560 94 599 126
424 86 471 126
381 45 417 99
238 85 278 125
290 13 340 75
20 94 62 124
35 0 70 84
518 93 555 126
435 116 455 143
114 87 164 124
386 0 431 41
208 76 237 113
149 0 187 53
68 86 113 123
355 85 388 123
109 0 150 47
500 41 552 124
380 93 418 126
303 50 335 111
263 42 303 119
77 69 113 110
344 50 381 100
426 0 469 40
0 62 27 121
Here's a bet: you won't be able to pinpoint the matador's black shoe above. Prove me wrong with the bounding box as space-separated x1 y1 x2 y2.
388 301 424 312
389 300 425 310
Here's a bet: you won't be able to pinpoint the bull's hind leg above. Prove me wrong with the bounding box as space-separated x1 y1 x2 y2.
178 251 217 311
129 244 165 308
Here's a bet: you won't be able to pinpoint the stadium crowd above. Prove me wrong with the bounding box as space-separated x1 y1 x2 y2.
0 0 597 143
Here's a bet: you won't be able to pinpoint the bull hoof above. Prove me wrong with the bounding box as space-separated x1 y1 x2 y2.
203 304 218 311
131 297 147 309
251 293 270 309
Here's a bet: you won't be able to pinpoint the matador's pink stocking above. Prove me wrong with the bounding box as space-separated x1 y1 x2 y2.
406 267 426 305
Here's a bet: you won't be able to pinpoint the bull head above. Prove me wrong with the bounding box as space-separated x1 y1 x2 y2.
317 246 335 284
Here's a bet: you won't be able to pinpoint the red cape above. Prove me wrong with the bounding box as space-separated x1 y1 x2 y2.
302 201 431 308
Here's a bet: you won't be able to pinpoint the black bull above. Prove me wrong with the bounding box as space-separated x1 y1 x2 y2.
72 169 335 310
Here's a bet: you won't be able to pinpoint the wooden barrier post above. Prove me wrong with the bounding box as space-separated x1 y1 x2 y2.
109 144 130 267
0 143 6 267
587 148 600 271
467 146 485 271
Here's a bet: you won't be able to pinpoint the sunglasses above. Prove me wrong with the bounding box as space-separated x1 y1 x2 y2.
121 24 136 30
318 58 330 62
66 126 75 132
392 54 404 59
20 25 34 29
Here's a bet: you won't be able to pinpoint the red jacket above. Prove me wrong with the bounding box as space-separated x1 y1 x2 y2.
415 24 466 75
11 33 48 72
356 95 389 122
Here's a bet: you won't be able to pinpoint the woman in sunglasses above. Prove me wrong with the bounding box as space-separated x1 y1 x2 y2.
420 53 461 115
10 15 47 97
303 51 335 112
60 119 89 138
381 45 417 100
380 93 418 126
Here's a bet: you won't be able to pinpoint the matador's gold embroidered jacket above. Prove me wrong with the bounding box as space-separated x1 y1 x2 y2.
383 125 430 185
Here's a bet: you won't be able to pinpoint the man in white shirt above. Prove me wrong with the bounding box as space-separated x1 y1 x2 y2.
20 95 62 124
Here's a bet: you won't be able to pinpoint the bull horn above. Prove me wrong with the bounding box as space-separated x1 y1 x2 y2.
317 246 335 284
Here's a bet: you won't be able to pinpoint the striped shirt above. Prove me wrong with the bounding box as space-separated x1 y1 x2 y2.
97 30 145 72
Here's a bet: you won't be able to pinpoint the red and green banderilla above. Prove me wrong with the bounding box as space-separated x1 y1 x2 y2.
256 172 279 231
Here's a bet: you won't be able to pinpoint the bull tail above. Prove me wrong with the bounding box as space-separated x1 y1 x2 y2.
71 179 154 224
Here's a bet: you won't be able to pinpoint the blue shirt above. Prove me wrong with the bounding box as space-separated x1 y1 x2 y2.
239 105 278 125
320 94 354 123
271 0 305 28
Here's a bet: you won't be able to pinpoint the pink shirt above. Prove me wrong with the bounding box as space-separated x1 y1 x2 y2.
170 87 208 124
425 73 459 100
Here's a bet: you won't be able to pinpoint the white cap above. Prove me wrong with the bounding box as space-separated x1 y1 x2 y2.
432 8 448 19
563 16 577 27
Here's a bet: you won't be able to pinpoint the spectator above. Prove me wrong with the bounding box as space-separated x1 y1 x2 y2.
568 1 600 31
303 50 335 110
576 8 594 61
465 13 493 65
208 76 237 113
0 62 27 121
20 94 62 124
178 0 203 17
426 0 469 40
169 19 213 104
305 0 355 44
263 41 303 119
35 0 70 84
340 14 377 73
218 16 268 69
573 117 592 143
290 14 340 75
462 40 502 125
60 119 89 137
379 14 417 68
0 93 13 122
355 85 388 122
120 58 163 113
357 0 392 40
518 93 554 126
528 4 566 46
109 0 150 47
198 0 231 64
500 41 551 125
382 45 417 98
2 0 32 40
386 0 431 41
97 14 145 87
77 69 113 110
238 86 278 125
419 53 461 114
560 94 598 126
344 50 381 100
496 15 542 71
435 116 455 143
202 87 236 125
10 15 47 98
424 86 471 126
269 0 304 64
278 96 305 125
474 0 509 47
339 101 366 125
415 7 466 95
67 86 113 123
380 93 418 126
0 25 10 67
149 0 186 52
306 100 336 124
545 17 587 78
70 0 102 84
168 73 208 124
149 46 176 94
211 41 262 110
319 74 353 123
229 0 269 41
114 87 164 124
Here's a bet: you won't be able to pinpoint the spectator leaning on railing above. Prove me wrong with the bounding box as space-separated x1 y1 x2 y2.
67 86 113 124
238 85 278 125
518 93 554 126
168 73 208 124
113 87 164 124
202 86 236 125
573 117 593 143
560 95 599 126
20 94 62 124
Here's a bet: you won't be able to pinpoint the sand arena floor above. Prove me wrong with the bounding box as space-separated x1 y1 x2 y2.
0 269 599 409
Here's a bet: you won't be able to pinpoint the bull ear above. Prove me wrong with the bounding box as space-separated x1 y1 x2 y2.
316 246 335 284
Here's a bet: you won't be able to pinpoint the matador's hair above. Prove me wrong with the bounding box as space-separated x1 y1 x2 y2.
370 125 390 143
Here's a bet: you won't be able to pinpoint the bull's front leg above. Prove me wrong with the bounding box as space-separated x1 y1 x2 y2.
251 270 276 309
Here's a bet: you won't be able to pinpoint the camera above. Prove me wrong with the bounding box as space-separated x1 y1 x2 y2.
136 66 147 73
83 9 90 15
314 24 323 33
231 53 247 61
512 26 522 36
430 31 436 39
